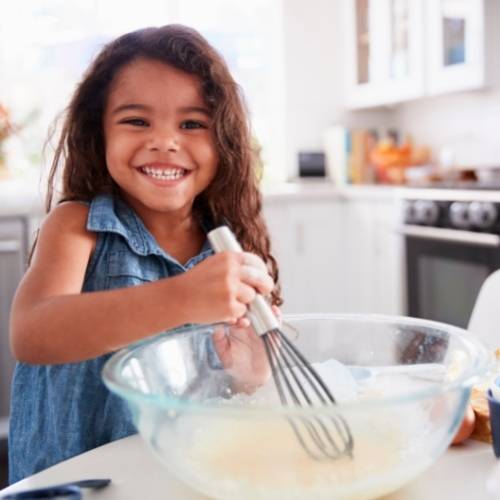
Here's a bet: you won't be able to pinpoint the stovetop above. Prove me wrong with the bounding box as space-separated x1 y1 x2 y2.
412 181 500 191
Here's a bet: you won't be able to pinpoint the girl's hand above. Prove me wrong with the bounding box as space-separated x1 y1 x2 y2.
230 305 282 329
212 306 282 393
178 251 274 325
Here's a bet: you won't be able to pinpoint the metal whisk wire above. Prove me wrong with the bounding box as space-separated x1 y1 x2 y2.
208 226 354 461
263 328 354 460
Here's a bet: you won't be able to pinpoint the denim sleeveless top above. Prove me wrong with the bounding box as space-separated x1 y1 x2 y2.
8 194 217 483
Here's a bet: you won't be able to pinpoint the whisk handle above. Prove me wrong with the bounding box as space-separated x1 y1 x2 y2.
208 225 244 253
207 226 279 335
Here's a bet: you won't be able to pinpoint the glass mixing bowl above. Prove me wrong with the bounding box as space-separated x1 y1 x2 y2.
102 314 490 500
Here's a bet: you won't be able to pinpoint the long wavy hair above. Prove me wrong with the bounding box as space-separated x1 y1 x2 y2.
43 24 282 305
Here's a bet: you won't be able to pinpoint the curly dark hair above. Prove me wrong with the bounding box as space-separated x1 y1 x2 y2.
43 24 282 306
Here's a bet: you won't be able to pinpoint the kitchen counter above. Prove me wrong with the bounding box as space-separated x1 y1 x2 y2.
0 435 497 499
0 179 44 217
263 180 500 204
262 180 400 202
4 176 500 215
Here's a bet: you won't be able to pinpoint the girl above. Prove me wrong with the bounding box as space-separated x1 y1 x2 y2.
8 24 282 483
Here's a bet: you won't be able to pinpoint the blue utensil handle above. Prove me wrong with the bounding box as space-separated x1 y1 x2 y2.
60 479 110 490
0 478 111 499
1 485 81 499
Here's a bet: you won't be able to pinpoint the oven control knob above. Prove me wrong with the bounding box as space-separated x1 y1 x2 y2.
468 201 498 230
449 201 471 229
403 200 417 224
413 200 439 225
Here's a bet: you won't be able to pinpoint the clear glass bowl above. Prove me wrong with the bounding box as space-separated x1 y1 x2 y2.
102 314 490 500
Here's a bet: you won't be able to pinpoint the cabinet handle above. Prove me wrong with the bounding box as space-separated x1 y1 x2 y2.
0 239 21 253
296 222 305 255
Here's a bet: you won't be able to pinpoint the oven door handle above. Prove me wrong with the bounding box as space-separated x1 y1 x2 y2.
399 225 500 247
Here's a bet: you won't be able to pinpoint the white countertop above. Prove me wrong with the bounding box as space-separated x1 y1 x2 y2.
0 179 45 217
262 180 500 203
0 435 497 499
3 177 500 217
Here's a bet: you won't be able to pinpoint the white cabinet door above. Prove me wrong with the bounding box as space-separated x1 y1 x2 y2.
262 201 295 307
263 199 345 314
286 200 346 314
341 200 378 313
425 0 489 95
333 196 404 315
345 0 492 108
344 0 425 109
371 198 405 315
264 194 404 317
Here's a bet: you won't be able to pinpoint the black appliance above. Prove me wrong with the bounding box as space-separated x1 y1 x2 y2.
298 151 325 177
402 194 500 328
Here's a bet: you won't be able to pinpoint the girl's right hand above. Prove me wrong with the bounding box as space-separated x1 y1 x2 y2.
177 251 274 325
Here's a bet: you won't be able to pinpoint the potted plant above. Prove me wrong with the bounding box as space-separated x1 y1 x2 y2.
0 103 18 177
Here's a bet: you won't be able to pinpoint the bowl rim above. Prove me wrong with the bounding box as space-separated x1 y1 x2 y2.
102 313 492 416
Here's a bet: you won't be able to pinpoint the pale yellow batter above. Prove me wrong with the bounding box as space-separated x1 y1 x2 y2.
172 413 430 500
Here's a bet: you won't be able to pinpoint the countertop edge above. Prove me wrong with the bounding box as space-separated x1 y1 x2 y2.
0 435 495 500
262 182 500 203
4 179 500 217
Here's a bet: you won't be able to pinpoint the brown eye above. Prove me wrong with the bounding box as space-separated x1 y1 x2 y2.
181 120 205 130
121 118 149 127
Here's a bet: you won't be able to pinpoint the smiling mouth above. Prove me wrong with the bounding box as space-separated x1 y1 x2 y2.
139 165 188 181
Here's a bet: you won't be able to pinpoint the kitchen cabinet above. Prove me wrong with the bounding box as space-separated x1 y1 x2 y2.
425 0 493 96
0 216 31 439
340 196 404 315
264 199 345 314
344 0 495 109
344 0 425 109
263 189 403 317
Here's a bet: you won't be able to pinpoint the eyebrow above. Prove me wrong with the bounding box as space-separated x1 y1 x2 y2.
111 103 151 115
111 103 211 116
179 106 211 116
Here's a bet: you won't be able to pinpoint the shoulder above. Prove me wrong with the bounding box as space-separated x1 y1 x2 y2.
20 201 98 296
43 200 90 226
36 201 96 258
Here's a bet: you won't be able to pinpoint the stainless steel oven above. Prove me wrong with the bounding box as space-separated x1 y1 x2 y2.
401 193 500 328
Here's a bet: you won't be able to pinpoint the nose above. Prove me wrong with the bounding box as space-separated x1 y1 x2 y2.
146 126 179 152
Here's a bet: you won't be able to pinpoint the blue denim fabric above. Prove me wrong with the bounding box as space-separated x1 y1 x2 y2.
8 194 217 483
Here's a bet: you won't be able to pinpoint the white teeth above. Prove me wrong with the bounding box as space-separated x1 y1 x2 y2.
141 166 186 180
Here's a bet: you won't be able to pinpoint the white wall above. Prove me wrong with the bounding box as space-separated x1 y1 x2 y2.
394 86 500 169
282 0 394 179
282 0 340 178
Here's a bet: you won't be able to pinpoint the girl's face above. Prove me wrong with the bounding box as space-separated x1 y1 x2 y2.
103 57 218 220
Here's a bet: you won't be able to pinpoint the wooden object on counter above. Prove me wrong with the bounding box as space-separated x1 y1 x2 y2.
469 348 500 444
470 387 492 443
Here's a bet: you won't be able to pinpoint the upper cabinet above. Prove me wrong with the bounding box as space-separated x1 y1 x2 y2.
344 0 495 109
426 0 487 95
345 0 425 108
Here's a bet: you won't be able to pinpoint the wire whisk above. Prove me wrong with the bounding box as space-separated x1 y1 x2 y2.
208 226 354 461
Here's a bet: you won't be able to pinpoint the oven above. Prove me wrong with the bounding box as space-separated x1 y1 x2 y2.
401 195 500 328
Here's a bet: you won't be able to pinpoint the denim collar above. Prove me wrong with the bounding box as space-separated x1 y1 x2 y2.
87 194 213 266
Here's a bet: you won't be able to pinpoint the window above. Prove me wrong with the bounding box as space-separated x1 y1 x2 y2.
0 0 285 182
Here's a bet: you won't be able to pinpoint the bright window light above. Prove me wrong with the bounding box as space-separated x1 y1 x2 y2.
0 0 285 182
